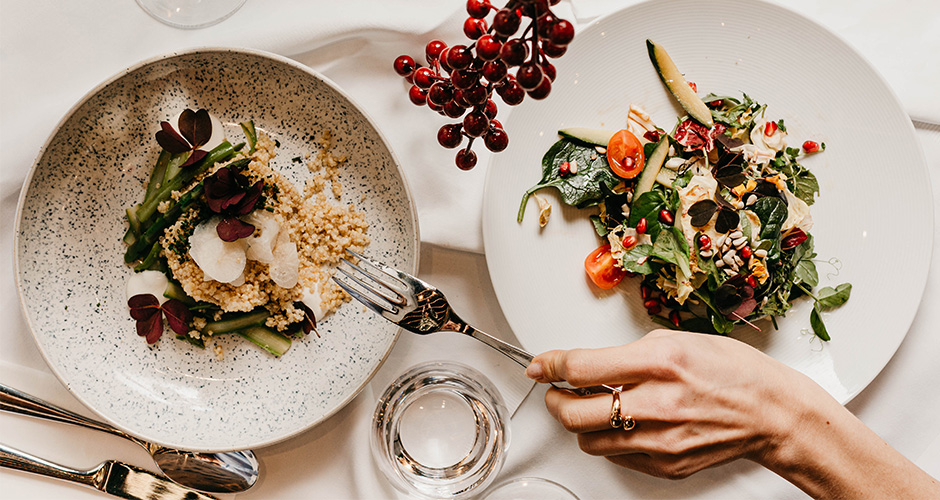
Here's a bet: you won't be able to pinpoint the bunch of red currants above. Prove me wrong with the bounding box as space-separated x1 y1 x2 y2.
393 0 574 170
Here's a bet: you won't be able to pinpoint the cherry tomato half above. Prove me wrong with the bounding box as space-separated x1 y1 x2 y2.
584 244 627 289
606 129 645 179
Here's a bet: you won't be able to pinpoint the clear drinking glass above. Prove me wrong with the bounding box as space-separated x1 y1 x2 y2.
482 477 580 500
371 361 510 499
136 0 246 29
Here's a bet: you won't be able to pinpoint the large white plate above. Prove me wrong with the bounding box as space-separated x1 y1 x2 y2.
15 48 418 451
483 0 932 403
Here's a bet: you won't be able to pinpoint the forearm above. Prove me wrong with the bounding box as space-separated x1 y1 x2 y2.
758 375 939 499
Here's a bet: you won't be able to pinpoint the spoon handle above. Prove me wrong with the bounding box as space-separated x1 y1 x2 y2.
0 383 133 441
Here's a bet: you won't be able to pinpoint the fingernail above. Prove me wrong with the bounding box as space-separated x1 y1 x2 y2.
525 362 544 381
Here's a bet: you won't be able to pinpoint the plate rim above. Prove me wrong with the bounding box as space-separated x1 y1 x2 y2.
13 46 421 451
481 0 933 405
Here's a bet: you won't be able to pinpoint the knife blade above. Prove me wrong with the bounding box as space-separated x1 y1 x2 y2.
0 443 218 500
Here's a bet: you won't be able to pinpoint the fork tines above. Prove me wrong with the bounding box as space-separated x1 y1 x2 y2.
333 250 408 316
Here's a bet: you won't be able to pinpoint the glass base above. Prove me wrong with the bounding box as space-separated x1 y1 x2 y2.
136 0 246 29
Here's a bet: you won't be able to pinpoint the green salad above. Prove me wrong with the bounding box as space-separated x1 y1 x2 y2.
519 40 851 340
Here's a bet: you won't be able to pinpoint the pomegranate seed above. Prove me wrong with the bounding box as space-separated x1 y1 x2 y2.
698 234 711 251
621 235 638 249
621 156 635 169
708 99 723 107
746 276 757 288
764 121 778 137
640 284 652 300
646 305 662 315
687 81 697 92
740 246 752 259
643 299 660 310
658 209 674 225
643 130 662 142
802 140 822 153
669 310 681 327
558 161 571 177
636 217 648 234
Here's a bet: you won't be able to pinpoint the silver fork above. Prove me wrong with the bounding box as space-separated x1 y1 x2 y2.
332 250 611 396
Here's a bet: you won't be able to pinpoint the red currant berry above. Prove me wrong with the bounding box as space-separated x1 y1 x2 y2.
456 148 478 170
463 110 490 137
499 39 528 66
438 124 464 149
451 69 480 90
463 84 489 106
446 44 474 70
497 78 525 105
476 34 502 61
438 47 453 72
425 40 447 64
493 8 521 36
483 99 497 119
408 85 428 105
393 55 416 78
427 99 444 113
516 63 544 90
526 77 551 100
549 19 574 46
542 41 567 58
428 81 454 106
484 127 509 152
541 62 556 82
537 13 557 38
463 17 487 40
490 119 503 130
413 67 436 89
466 0 490 19
482 60 508 84
443 99 467 118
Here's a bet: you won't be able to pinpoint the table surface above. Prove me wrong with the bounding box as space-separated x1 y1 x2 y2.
2 1 939 499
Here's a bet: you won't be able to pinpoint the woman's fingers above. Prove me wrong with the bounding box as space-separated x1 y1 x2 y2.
526 329 685 387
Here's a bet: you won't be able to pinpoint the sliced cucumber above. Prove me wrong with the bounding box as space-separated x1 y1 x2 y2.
646 39 714 128
238 326 292 357
634 137 669 198
558 127 615 147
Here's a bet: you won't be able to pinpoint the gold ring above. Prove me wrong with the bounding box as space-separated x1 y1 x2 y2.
609 390 624 428
622 415 636 431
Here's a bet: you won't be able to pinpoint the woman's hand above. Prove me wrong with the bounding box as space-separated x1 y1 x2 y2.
525 329 940 498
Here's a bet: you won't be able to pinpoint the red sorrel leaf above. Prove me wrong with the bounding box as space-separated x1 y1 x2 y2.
178 148 208 169
128 294 161 321
688 199 718 227
191 109 212 149
233 181 264 216
155 122 191 154
221 190 246 211
178 109 197 146
297 302 319 337
137 313 164 344
216 217 256 242
781 228 808 250
162 299 193 336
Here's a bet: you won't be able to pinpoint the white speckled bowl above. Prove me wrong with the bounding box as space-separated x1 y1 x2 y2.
14 48 419 452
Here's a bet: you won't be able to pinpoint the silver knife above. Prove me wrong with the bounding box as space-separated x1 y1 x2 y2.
0 443 218 500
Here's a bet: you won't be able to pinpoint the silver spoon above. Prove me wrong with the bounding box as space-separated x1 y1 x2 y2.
0 383 259 493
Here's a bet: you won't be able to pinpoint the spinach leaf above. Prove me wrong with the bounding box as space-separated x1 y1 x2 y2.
751 197 788 260
810 305 830 341
791 234 818 287
621 244 654 274
589 215 609 237
651 227 691 278
710 310 735 335
773 147 819 205
518 139 618 222
816 283 852 311
628 190 668 240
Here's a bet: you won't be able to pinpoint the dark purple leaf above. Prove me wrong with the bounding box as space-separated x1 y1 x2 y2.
688 200 718 227
178 149 208 169
128 294 161 321
137 313 164 344
715 166 747 188
191 109 212 149
233 181 264 216
731 297 757 318
204 167 237 212
216 217 255 242
155 122 191 154
715 207 740 234
297 302 319 337
178 109 197 146
162 299 193 335
221 191 246 211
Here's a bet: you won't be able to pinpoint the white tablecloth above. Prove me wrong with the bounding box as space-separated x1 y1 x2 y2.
2 1 939 499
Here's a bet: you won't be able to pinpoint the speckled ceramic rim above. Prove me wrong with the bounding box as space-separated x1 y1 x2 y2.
13 47 420 452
